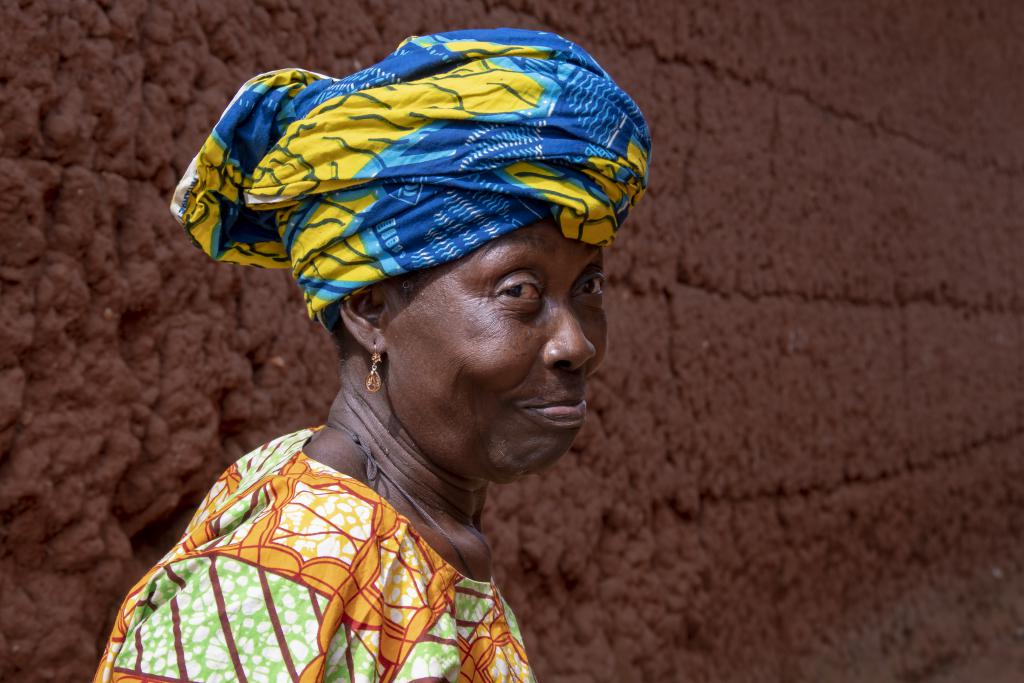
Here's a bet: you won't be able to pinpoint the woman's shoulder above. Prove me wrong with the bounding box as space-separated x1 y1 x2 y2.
97 428 533 683
176 427 443 578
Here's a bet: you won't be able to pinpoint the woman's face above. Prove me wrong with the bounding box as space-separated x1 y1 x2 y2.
377 219 608 483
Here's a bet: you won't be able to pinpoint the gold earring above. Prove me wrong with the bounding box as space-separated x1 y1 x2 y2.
365 351 383 392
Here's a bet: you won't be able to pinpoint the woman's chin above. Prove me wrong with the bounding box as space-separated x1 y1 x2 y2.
486 430 579 483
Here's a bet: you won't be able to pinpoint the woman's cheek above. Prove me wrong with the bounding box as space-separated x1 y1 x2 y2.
459 312 539 387
461 344 534 396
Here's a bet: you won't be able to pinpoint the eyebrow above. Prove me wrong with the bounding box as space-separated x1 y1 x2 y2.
480 228 549 252
481 226 604 257
476 233 603 265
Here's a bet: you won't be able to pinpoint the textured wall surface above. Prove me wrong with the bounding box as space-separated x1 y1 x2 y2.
1 1 1023 681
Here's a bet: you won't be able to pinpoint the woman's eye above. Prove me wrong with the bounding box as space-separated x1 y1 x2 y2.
579 275 605 295
500 282 542 299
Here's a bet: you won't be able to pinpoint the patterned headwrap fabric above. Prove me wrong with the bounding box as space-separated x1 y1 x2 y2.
171 28 651 328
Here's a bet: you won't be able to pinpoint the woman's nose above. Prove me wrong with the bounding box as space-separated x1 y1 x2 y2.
542 305 597 371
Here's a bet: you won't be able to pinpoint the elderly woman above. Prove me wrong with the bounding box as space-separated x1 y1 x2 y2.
95 29 650 683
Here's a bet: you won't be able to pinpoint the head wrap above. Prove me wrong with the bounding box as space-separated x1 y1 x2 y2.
171 28 651 328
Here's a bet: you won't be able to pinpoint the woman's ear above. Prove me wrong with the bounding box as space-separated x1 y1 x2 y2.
339 285 387 354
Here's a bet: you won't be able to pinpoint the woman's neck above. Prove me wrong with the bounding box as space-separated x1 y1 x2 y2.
330 390 489 524
306 383 493 579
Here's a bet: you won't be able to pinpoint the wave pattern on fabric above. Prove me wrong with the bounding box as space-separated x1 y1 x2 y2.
171 29 651 328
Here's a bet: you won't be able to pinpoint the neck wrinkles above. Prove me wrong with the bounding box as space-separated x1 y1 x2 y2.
326 389 488 528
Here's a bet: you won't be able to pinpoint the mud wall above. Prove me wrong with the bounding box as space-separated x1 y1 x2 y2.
1 1 1023 681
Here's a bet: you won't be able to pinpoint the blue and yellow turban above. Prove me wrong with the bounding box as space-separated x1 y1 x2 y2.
171 28 651 328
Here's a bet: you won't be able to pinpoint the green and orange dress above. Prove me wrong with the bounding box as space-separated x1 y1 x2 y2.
95 428 534 683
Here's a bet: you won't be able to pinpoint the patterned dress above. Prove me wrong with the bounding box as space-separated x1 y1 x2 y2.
94 428 535 683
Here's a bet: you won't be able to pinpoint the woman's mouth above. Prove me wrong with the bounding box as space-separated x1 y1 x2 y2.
521 400 587 428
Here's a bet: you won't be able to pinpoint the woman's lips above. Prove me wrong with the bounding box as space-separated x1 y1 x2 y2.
521 400 587 428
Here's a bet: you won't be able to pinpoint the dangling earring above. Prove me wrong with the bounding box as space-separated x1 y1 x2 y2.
365 351 383 393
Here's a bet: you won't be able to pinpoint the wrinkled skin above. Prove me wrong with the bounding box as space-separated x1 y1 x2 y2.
304 218 608 580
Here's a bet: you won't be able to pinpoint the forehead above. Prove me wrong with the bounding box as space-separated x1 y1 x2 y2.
467 220 603 269
392 219 604 305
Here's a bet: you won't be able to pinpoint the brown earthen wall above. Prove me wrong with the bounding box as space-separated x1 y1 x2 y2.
1 1 1022 681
